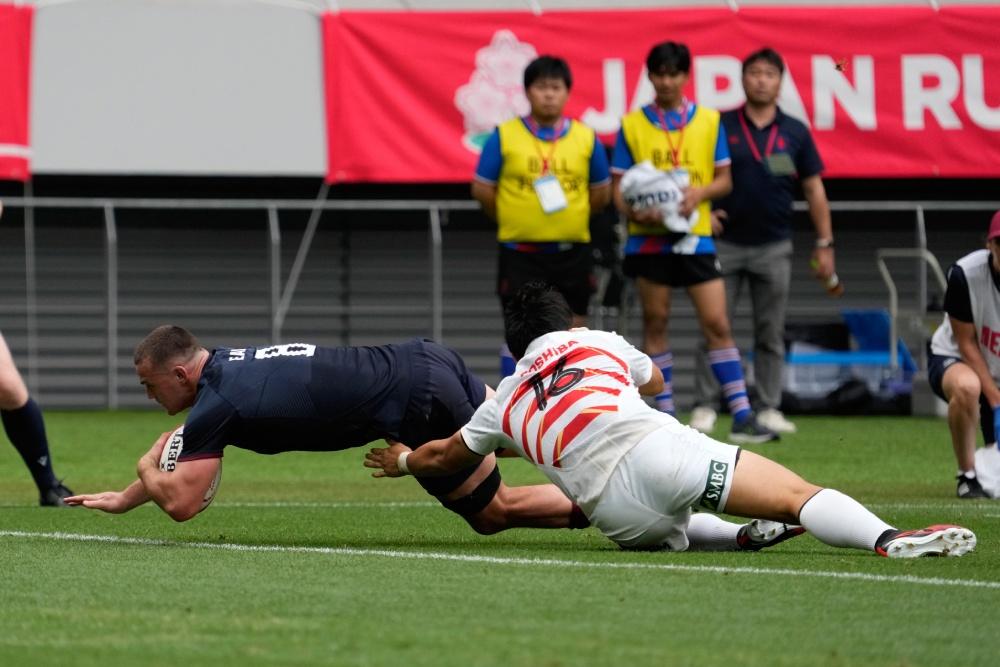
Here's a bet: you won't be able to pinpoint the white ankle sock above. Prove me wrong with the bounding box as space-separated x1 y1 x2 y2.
798 488 894 551
685 512 742 551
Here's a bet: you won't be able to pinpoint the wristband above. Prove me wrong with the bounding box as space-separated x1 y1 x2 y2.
397 451 411 475
815 238 834 249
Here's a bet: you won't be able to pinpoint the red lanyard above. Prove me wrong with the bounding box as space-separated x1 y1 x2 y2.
737 107 779 163
654 100 689 166
525 117 568 174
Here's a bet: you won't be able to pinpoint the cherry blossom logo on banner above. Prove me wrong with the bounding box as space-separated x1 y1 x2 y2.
454 30 538 153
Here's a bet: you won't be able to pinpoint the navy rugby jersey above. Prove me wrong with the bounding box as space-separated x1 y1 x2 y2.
176 340 425 461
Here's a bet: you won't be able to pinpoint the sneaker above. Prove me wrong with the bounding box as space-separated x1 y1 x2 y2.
876 524 977 558
736 519 806 551
40 481 74 508
689 406 717 433
957 474 989 499
728 414 779 444
757 408 797 434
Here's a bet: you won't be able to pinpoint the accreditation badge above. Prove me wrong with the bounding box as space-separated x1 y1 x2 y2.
534 174 568 214
764 153 797 176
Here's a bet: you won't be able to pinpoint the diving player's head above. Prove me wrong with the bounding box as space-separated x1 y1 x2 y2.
503 281 572 360
646 41 690 109
134 325 207 415
523 55 572 125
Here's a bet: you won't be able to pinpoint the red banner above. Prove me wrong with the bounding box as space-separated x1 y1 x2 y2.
322 7 1000 182
0 4 32 181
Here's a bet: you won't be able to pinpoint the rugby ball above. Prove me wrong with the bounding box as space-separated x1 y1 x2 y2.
619 161 698 233
160 425 222 510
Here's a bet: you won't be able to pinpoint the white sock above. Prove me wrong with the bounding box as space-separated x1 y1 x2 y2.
798 488 894 551
685 512 742 551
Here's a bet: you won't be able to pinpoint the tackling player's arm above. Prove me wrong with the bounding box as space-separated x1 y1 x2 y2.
365 431 483 479
136 430 221 522
952 317 1000 407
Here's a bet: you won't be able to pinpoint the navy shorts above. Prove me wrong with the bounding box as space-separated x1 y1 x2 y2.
497 244 594 316
928 353 995 444
402 340 491 498
622 253 722 288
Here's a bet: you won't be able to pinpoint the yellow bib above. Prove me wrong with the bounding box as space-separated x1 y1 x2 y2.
620 105 720 238
495 118 595 243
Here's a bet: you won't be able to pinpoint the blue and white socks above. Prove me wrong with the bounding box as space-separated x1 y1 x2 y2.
708 347 751 424
650 351 675 416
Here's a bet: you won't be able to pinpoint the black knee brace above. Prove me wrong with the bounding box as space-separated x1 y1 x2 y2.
439 464 501 517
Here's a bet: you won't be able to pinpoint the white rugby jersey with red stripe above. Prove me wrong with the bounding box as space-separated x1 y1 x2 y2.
461 329 677 510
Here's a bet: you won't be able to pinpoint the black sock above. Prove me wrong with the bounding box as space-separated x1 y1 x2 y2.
2 397 58 492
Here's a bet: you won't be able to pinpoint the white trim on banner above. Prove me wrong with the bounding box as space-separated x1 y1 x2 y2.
0 144 32 159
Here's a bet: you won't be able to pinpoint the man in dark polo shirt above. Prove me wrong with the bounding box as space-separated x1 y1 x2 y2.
690 47 835 437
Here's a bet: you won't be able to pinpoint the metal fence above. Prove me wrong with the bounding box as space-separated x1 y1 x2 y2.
1 195 998 408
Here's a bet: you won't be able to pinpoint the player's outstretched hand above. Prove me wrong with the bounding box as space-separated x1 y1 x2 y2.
64 491 132 514
364 441 413 478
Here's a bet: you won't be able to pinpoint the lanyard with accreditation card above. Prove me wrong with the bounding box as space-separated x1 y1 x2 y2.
526 116 570 214
737 107 797 176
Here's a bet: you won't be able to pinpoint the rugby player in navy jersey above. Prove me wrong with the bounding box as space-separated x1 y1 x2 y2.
66 325 585 531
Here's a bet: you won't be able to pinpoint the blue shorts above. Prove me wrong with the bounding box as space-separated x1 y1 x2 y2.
928 353 994 444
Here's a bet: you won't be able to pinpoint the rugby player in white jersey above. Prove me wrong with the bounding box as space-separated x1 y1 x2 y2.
366 282 977 558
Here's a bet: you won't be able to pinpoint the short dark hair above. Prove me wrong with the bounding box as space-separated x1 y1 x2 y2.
134 325 203 368
504 282 572 359
646 41 691 75
742 47 785 76
524 55 573 90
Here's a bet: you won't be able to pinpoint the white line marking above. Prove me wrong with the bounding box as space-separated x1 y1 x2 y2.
0 500 439 509
0 144 31 159
2 530 997 590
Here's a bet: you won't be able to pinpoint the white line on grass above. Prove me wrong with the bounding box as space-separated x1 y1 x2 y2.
0 500 439 509
2 529 998 591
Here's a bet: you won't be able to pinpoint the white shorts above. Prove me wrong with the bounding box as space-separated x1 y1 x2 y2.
587 423 740 551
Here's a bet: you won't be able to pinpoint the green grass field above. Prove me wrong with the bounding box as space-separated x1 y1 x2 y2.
1 411 998 666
